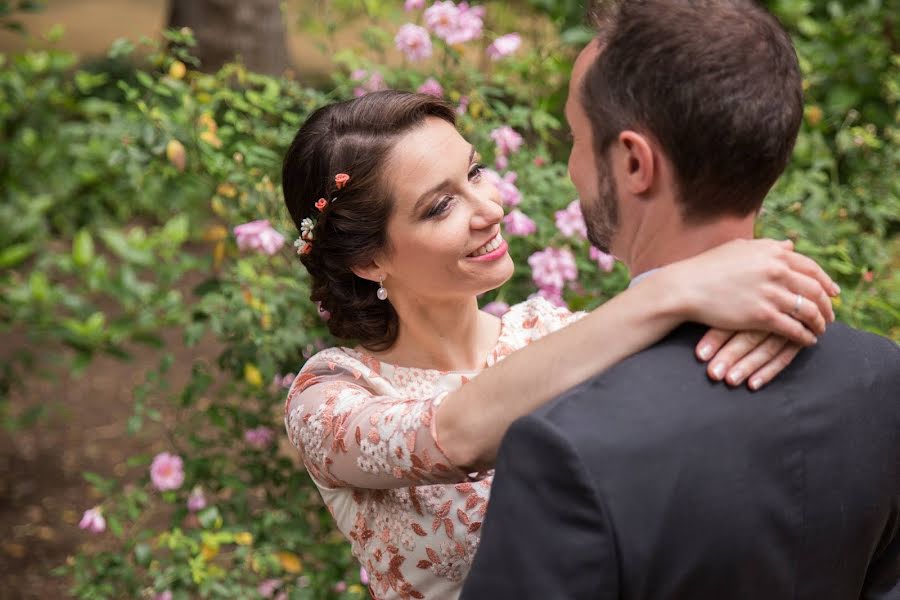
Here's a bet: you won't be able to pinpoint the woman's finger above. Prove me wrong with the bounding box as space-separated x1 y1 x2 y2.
695 328 735 362
781 267 835 325
786 250 841 298
777 287 826 336
706 330 767 381
724 335 788 387
746 343 803 391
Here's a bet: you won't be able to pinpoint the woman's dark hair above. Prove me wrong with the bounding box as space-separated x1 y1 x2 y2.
282 90 456 351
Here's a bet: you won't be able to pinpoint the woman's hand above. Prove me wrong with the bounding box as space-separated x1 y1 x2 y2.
662 238 839 346
696 329 801 390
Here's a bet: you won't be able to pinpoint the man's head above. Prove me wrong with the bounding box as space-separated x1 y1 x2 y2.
567 0 803 263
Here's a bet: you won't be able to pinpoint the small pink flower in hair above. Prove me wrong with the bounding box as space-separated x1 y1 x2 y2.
315 198 328 212
334 173 350 189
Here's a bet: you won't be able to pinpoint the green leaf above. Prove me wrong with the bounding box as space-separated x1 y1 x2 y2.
98 229 152 266
134 542 152 566
72 229 94 267
0 243 34 268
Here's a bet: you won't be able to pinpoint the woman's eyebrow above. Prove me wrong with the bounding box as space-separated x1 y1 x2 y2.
411 145 476 214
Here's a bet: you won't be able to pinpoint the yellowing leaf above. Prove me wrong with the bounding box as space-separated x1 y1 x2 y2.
203 225 227 242
213 241 225 270
244 364 263 388
168 60 186 80
166 139 186 172
200 542 219 561
200 130 223 148
277 551 303 574
234 531 253 546
216 183 237 198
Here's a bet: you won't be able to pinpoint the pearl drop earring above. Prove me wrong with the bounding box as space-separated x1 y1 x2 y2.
376 276 388 301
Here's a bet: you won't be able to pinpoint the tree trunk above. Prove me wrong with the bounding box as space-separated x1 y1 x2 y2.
167 0 290 76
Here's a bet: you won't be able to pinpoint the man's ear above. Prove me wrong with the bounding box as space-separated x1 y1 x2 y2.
615 130 656 195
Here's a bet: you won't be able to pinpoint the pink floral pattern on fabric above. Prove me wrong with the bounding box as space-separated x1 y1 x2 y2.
285 297 583 599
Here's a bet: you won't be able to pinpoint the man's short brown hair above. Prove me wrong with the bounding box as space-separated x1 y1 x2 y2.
584 0 803 221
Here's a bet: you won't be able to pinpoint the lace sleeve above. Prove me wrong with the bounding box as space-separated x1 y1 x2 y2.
284 367 472 489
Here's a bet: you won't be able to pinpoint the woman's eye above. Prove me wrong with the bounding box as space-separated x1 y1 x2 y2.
469 162 485 181
427 196 453 218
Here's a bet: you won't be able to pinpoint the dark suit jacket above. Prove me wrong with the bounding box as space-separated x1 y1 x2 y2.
462 323 899 600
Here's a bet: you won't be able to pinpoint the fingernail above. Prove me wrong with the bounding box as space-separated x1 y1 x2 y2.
749 377 763 390
712 363 726 380
728 369 744 385
831 283 841 295
698 344 712 360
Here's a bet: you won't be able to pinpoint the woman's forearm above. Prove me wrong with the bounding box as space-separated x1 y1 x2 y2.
435 270 689 471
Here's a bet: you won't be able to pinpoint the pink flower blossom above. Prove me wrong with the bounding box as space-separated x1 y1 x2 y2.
79 507 105 533
456 95 470 115
449 2 485 45
484 169 522 206
555 200 588 239
395 23 433 62
334 581 348 593
233 220 285 256
490 125 524 156
404 0 425 10
528 247 578 291
503 209 536 236
150 452 185 491
482 301 510 317
244 426 275 449
532 287 567 307
258 579 281 598
187 487 207 512
590 246 616 272
351 70 388 97
425 1 484 45
487 33 522 60
360 566 370 585
271 373 295 389
495 154 508 171
417 77 444 98
154 592 173 600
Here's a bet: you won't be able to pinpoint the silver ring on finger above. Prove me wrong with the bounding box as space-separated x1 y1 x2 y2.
791 293 804 316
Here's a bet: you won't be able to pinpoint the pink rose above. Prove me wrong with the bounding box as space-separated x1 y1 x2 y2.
417 77 444 98
233 220 286 256
503 209 536 237
404 0 425 10
494 154 508 171
187 487 207 512
154 592 173 600
490 125 524 156
360 566 370 585
482 301 510 317
456 95 470 115
150 452 185 491
395 23 433 62
79 507 106 534
487 33 522 60
533 287 567 308
590 246 616 272
528 247 578 291
425 1 484 45
244 426 275 450
555 200 588 239
351 70 388 97
334 581 348 593
484 169 521 206
258 579 281 598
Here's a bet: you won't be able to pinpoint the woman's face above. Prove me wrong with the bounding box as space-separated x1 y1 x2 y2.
377 117 513 303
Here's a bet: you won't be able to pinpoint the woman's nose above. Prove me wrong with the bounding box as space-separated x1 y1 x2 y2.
470 189 504 230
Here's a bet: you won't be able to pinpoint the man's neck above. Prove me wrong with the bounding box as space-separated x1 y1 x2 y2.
625 215 756 278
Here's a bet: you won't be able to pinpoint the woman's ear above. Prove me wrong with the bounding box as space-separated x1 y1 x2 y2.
616 130 655 195
350 260 384 284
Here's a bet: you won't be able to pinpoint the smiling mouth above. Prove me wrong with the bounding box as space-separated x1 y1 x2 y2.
468 232 503 257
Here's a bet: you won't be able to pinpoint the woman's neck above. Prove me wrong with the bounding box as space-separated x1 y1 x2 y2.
364 294 500 372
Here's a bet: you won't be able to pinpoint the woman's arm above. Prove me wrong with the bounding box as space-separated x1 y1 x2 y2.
437 238 838 471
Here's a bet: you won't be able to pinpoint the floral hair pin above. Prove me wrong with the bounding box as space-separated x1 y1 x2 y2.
294 173 350 255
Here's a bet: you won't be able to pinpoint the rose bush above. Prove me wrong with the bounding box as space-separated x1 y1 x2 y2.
1 0 896 597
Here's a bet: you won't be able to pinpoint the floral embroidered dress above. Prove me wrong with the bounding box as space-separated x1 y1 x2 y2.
284 297 583 599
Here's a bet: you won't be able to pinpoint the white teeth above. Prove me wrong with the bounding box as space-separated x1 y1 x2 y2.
469 233 503 257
